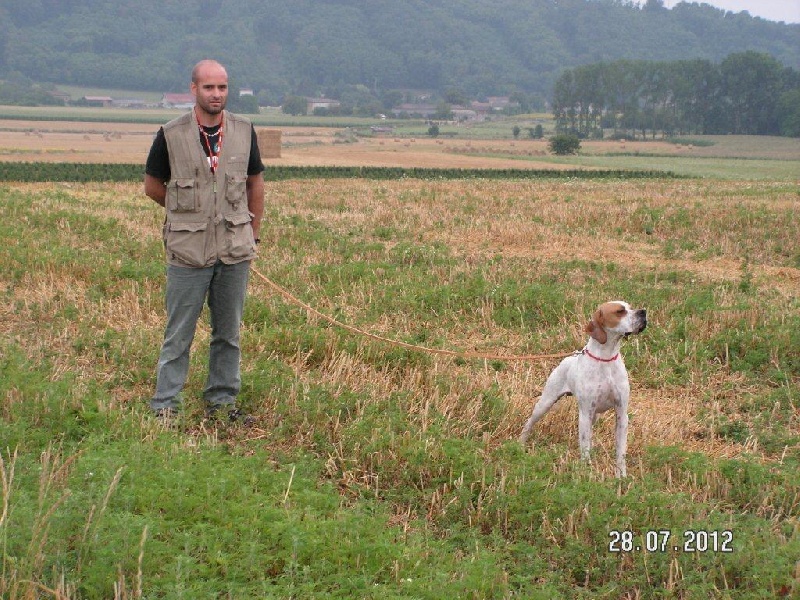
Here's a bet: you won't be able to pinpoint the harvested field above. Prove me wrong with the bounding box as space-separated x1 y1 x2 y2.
1 114 798 598
4 118 798 172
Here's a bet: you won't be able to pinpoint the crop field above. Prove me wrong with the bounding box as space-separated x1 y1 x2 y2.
2 113 799 178
0 114 798 598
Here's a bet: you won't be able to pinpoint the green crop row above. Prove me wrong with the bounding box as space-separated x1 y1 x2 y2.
0 161 679 182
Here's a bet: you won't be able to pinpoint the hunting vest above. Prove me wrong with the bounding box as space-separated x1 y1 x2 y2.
162 110 256 267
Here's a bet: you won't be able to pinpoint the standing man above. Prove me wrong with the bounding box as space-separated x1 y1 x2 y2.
144 59 265 424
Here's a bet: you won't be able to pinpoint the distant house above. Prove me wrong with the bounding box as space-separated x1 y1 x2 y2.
470 101 492 117
486 96 520 112
487 96 512 110
112 98 149 108
451 107 479 122
239 88 255 97
306 97 340 113
83 96 113 107
161 93 195 109
390 103 438 118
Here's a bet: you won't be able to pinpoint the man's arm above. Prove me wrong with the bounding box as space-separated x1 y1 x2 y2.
247 173 265 242
144 174 167 207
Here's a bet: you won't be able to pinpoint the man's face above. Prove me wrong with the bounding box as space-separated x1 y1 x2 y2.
191 64 229 116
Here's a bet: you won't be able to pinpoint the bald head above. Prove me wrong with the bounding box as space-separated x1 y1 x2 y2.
191 59 228 84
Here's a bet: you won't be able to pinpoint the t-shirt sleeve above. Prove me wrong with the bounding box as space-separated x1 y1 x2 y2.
248 125 265 176
145 127 171 181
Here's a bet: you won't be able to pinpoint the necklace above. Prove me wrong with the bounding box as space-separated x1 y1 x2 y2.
194 109 224 172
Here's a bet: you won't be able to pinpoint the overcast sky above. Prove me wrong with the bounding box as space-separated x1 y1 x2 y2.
660 1 800 23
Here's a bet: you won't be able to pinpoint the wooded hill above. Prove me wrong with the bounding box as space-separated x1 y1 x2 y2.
1 0 798 104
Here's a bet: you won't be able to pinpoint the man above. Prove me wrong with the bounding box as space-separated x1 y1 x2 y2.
144 59 265 424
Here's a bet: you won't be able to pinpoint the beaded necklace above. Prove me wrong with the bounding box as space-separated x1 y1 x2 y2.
195 109 224 172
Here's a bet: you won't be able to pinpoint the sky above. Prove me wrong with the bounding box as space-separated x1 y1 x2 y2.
660 0 800 23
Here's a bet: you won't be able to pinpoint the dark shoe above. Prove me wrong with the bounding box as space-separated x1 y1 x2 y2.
206 406 255 426
227 408 256 426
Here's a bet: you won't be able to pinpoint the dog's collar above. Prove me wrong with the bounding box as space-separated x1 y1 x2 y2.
582 348 619 362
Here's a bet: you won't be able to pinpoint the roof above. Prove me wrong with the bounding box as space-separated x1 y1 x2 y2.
162 93 195 104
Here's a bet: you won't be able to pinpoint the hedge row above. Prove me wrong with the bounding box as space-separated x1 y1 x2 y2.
0 162 680 183
0 162 144 182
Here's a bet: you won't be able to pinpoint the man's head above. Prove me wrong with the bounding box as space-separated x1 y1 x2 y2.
191 60 229 120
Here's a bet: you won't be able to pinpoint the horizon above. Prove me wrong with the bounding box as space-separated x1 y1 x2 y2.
659 0 800 24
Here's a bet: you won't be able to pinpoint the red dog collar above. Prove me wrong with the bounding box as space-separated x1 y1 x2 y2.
582 348 619 362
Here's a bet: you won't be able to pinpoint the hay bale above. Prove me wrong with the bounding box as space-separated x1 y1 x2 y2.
256 128 282 159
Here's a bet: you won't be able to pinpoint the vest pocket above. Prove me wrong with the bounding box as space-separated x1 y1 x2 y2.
223 213 254 259
225 174 247 210
165 221 209 267
167 178 198 212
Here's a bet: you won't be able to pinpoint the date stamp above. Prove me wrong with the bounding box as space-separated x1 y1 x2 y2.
608 529 734 553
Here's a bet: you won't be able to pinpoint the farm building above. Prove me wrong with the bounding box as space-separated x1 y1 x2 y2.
307 98 341 113
161 93 195 109
390 103 438 118
83 96 113 107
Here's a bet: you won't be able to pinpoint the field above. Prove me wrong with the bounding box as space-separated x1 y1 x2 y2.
2 109 800 178
0 109 799 598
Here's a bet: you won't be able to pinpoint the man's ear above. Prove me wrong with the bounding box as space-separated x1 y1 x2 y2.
585 309 608 344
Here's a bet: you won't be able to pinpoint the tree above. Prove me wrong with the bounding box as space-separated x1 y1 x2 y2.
229 94 260 114
427 123 440 137
443 86 469 106
282 95 307 116
434 102 453 121
777 89 800 137
549 134 581 155
720 51 783 135
512 125 521 139
528 124 544 139
643 0 665 13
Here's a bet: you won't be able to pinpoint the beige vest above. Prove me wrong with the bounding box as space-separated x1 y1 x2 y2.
162 110 256 267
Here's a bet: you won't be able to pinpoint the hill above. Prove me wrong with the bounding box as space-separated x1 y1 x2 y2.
1 0 798 103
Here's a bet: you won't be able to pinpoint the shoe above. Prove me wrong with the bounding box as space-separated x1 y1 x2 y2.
227 408 256 426
206 406 255 426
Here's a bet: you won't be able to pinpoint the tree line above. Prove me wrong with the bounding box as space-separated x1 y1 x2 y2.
552 51 800 138
1 0 798 107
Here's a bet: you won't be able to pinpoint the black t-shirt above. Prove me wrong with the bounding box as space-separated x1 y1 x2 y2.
145 123 265 180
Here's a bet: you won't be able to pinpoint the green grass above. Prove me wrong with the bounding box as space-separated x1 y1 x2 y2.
533 154 800 180
1 176 798 598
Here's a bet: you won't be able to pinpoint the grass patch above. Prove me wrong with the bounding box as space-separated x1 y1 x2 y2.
1 177 798 598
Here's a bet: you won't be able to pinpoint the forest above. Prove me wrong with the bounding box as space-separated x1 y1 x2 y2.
1 0 798 106
553 52 800 137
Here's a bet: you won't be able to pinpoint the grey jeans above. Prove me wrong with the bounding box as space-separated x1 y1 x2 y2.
150 260 250 412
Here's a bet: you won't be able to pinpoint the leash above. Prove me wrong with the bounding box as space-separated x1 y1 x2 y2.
250 266 573 363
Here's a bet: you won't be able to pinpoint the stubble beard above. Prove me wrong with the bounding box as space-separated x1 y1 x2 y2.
198 97 226 117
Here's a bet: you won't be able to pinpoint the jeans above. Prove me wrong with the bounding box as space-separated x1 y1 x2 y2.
150 260 250 412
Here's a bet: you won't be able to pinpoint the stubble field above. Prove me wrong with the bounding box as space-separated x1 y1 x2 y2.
0 114 798 598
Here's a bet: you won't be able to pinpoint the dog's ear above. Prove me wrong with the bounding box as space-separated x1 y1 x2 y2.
585 309 608 344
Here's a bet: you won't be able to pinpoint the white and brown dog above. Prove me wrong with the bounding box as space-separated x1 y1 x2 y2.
519 301 647 477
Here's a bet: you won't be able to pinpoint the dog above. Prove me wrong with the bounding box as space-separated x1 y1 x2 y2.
519 301 647 477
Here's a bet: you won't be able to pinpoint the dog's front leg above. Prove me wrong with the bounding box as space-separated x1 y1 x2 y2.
578 409 593 462
614 402 629 478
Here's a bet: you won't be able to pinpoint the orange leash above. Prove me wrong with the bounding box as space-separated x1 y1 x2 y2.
251 266 572 362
